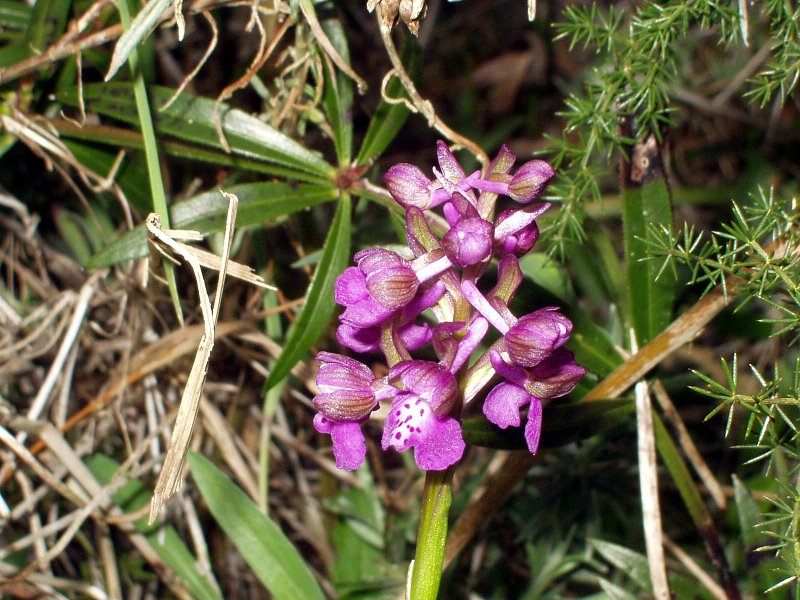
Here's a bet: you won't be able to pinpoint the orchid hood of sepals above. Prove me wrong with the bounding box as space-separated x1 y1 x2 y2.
387 361 457 415
356 248 420 310
336 279 446 353
381 361 465 470
335 248 420 329
505 307 573 368
508 159 555 203
313 352 381 421
483 382 543 454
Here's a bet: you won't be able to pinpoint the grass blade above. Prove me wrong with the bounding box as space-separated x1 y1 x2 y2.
106 0 171 82
320 15 353 165
59 83 334 179
188 452 326 600
621 132 676 345
87 454 223 600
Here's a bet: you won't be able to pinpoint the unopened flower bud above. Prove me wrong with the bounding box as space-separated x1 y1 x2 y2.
442 216 494 266
313 353 380 421
508 159 555 203
357 248 420 310
384 163 435 208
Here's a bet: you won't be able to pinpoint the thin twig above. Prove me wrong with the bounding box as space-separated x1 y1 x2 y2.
298 0 366 93
160 11 219 110
377 17 489 170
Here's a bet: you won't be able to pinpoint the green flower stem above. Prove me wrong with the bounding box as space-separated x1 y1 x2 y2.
409 467 454 600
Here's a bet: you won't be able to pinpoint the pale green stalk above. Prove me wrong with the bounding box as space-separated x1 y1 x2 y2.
118 0 182 322
409 467 454 599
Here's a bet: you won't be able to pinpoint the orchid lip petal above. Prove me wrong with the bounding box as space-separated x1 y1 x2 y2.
524 397 543 454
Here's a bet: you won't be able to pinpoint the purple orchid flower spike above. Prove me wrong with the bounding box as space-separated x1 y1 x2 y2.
316 141 585 475
381 361 465 470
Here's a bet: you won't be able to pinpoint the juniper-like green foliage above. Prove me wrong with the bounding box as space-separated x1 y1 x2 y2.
543 1 797 253
548 2 800 590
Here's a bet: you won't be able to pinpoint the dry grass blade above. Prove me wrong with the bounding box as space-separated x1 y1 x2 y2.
148 191 260 523
2 415 197 599
299 0 366 93
635 376 669 599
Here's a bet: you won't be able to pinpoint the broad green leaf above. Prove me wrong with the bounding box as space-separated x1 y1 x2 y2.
54 210 92 265
733 475 764 548
55 120 324 181
328 470 402 597
86 454 222 600
105 0 171 81
597 578 640 600
565 221 625 308
568 311 623 378
264 193 352 390
521 536 580 600
355 43 418 166
86 182 337 268
0 42 31 68
519 252 575 303
86 226 148 268
320 15 353 165
653 411 708 536
188 452 325 600
622 149 675 346
590 539 651 591
172 182 337 232
58 83 334 180
732 475 782 597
